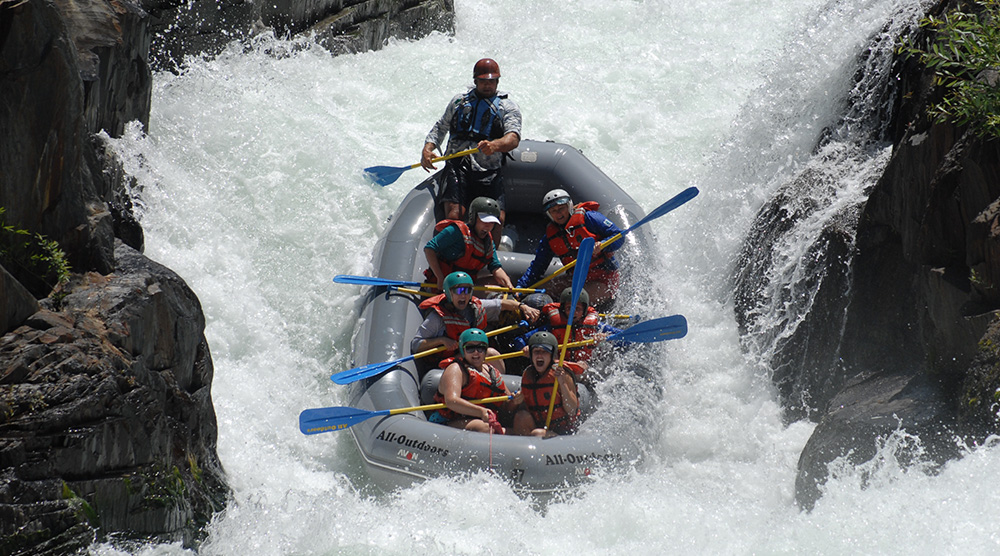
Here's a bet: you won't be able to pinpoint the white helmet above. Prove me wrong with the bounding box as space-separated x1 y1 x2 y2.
542 188 572 213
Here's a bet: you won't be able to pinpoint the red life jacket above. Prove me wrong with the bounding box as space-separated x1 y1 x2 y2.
418 294 488 357
545 202 612 267
541 302 601 363
433 362 508 421
424 220 495 280
521 365 581 434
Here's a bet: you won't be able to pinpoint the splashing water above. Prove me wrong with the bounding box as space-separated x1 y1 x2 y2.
96 0 1000 553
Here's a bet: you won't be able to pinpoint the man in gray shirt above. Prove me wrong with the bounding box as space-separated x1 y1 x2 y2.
420 58 522 229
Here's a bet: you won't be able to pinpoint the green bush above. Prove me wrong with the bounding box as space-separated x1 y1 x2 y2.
900 0 1000 137
0 207 71 296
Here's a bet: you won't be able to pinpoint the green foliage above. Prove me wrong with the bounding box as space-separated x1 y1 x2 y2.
900 0 1000 137
0 206 71 295
61 482 100 527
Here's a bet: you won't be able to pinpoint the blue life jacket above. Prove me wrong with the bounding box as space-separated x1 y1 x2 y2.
452 90 506 142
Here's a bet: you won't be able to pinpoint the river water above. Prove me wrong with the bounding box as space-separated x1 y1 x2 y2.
97 0 1000 553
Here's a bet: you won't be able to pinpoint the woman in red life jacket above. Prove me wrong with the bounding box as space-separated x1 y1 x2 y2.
512 331 581 437
423 197 514 290
429 328 515 434
515 188 625 306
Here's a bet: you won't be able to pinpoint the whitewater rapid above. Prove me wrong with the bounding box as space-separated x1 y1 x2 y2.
97 0 1000 554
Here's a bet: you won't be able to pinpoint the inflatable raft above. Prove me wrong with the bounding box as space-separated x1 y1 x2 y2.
342 139 658 493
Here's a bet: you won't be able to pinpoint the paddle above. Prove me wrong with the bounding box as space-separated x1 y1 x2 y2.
363 148 479 186
330 322 523 385
334 274 542 295
300 394 514 435
482 315 688 362
530 186 700 289
546 236 593 430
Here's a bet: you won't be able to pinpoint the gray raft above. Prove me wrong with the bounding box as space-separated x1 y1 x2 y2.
345 139 656 493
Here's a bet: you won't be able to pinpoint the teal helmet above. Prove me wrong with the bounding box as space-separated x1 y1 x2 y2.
560 287 589 310
527 331 558 354
459 328 489 355
443 271 474 304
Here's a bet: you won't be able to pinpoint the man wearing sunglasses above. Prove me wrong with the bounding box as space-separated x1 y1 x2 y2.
412 271 539 369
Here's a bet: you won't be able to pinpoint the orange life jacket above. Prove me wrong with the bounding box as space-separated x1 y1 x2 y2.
545 202 612 267
541 302 601 363
433 362 507 421
418 294 487 357
424 220 495 280
521 365 581 434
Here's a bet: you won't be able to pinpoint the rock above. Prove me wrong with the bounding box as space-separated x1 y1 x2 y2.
794 371 960 510
309 0 456 55
1 265 39 337
788 0 1000 508
0 0 116 276
0 241 227 552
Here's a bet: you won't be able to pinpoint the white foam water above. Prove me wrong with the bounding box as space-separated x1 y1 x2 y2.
95 0 1000 553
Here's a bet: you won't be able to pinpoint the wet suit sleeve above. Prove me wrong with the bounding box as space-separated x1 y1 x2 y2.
411 313 446 353
586 211 625 251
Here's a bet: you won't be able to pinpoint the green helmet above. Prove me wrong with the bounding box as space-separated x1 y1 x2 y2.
443 271 474 304
459 328 489 355
527 331 558 354
560 287 589 310
468 197 501 226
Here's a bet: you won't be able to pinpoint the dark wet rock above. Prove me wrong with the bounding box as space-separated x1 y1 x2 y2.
0 241 227 553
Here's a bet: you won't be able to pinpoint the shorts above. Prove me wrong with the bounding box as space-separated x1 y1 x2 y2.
440 160 506 210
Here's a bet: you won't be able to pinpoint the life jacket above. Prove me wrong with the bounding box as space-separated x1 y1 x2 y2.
423 220 494 280
451 90 507 142
433 362 507 421
545 202 613 267
418 294 487 357
541 302 601 363
521 365 581 434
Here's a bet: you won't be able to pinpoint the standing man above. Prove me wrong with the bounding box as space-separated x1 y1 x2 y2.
421 58 522 230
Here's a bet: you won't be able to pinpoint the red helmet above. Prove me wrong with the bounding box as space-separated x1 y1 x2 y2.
473 58 501 79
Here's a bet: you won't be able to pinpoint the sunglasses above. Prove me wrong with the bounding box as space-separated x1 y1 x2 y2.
464 344 488 353
451 286 473 295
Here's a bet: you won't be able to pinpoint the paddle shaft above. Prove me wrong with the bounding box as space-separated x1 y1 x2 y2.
330 322 522 384
395 285 541 298
546 237 593 429
399 148 479 171
300 394 512 434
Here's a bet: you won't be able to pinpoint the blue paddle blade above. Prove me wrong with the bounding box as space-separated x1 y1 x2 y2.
566 237 594 324
610 315 688 343
331 356 414 385
299 406 389 434
623 187 699 233
333 275 421 288
363 165 411 187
